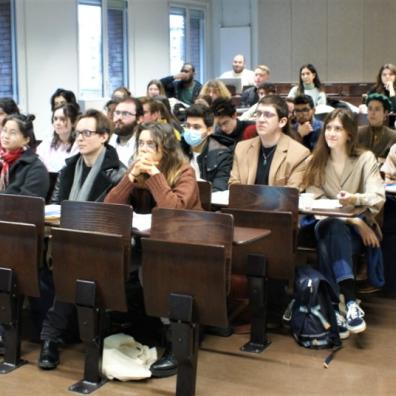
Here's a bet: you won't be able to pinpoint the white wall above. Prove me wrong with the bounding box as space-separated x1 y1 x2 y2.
16 0 79 140
256 0 396 82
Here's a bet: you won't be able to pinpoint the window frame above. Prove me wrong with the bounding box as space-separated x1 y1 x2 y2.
169 2 207 83
78 0 128 99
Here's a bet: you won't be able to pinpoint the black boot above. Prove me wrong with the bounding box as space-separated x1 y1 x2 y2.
38 340 59 370
150 326 177 378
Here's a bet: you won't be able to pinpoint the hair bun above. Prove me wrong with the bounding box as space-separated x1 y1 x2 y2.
26 114 36 122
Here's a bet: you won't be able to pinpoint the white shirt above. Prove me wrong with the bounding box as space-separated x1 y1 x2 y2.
219 69 255 87
37 138 79 172
108 133 136 167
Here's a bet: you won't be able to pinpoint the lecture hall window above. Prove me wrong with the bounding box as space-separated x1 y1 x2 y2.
0 0 18 99
169 5 205 83
78 0 128 98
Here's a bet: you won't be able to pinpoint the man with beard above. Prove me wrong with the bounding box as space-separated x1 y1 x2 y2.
109 97 143 166
219 54 255 87
160 63 202 105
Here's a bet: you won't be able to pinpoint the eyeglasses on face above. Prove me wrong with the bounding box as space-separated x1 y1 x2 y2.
75 129 97 138
138 139 157 150
255 110 277 119
114 110 136 118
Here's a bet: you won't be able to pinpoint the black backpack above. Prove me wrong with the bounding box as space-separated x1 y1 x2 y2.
289 266 341 350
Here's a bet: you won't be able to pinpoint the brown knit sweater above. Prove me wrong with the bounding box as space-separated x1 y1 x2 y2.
104 164 202 211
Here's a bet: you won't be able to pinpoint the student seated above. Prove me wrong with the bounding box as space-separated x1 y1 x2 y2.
105 122 201 377
300 109 385 337
105 122 201 210
358 93 396 161
211 98 254 142
37 103 79 172
0 113 49 197
229 95 310 189
288 64 326 106
38 109 126 370
290 94 323 151
182 104 234 191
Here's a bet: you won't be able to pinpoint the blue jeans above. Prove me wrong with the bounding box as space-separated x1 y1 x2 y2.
299 217 363 294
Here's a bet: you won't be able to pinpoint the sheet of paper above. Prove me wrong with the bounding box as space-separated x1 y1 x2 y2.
45 204 61 219
211 190 229 206
310 199 342 210
385 183 396 193
132 212 152 231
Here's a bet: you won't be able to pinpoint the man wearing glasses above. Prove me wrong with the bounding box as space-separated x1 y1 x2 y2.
109 97 144 167
39 109 126 370
229 95 310 189
160 63 202 105
290 95 323 151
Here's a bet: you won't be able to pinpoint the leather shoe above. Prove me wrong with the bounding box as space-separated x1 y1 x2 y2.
150 348 178 378
38 340 59 370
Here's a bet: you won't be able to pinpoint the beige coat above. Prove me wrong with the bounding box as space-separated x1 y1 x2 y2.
229 134 310 190
306 150 385 218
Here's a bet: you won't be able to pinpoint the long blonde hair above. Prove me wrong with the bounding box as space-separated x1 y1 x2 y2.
135 122 187 187
303 109 363 188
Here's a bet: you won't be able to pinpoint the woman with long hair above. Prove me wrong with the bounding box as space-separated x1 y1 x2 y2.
146 79 166 98
105 122 201 210
360 63 396 114
288 63 326 106
37 103 79 172
301 108 385 337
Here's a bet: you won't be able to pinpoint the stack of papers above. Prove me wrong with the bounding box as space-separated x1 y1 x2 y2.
132 212 152 231
211 190 230 206
309 199 342 210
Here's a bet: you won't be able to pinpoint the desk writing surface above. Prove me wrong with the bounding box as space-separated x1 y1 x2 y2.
211 190 229 207
299 205 367 218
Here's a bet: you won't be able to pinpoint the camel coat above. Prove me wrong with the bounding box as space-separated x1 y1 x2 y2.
306 150 385 222
229 134 310 190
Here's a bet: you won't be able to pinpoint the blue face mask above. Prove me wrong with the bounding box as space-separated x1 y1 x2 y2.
183 129 204 148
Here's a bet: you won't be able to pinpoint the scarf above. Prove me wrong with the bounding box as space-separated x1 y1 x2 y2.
0 147 24 191
68 146 107 201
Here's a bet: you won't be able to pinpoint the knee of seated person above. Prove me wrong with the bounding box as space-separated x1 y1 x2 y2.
314 217 348 238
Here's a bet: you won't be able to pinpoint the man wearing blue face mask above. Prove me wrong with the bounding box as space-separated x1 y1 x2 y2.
182 104 235 191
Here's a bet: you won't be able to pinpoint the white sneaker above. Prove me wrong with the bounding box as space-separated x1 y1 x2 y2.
346 301 366 334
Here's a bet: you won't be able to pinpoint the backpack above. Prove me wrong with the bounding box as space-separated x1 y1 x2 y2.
289 266 341 350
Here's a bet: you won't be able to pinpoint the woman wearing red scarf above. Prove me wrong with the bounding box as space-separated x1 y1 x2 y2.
0 113 49 197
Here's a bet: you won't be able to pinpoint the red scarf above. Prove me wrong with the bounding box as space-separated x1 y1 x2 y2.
0 147 24 191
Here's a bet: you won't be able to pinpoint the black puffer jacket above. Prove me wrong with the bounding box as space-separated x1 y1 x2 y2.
197 133 235 192
1 148 49 198
51 144 126 204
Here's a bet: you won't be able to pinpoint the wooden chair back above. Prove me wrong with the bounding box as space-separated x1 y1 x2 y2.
0 221 39 297
0 193 45 265
228 184 299 228
51 201 133 311
197 180 212 211
150 208 233 261
52 228 127 311
225 184 299 281
142 208 234 327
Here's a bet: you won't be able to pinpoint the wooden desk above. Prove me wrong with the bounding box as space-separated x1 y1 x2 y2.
134 223 270 246
233 226 271 245
299 205 367 218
